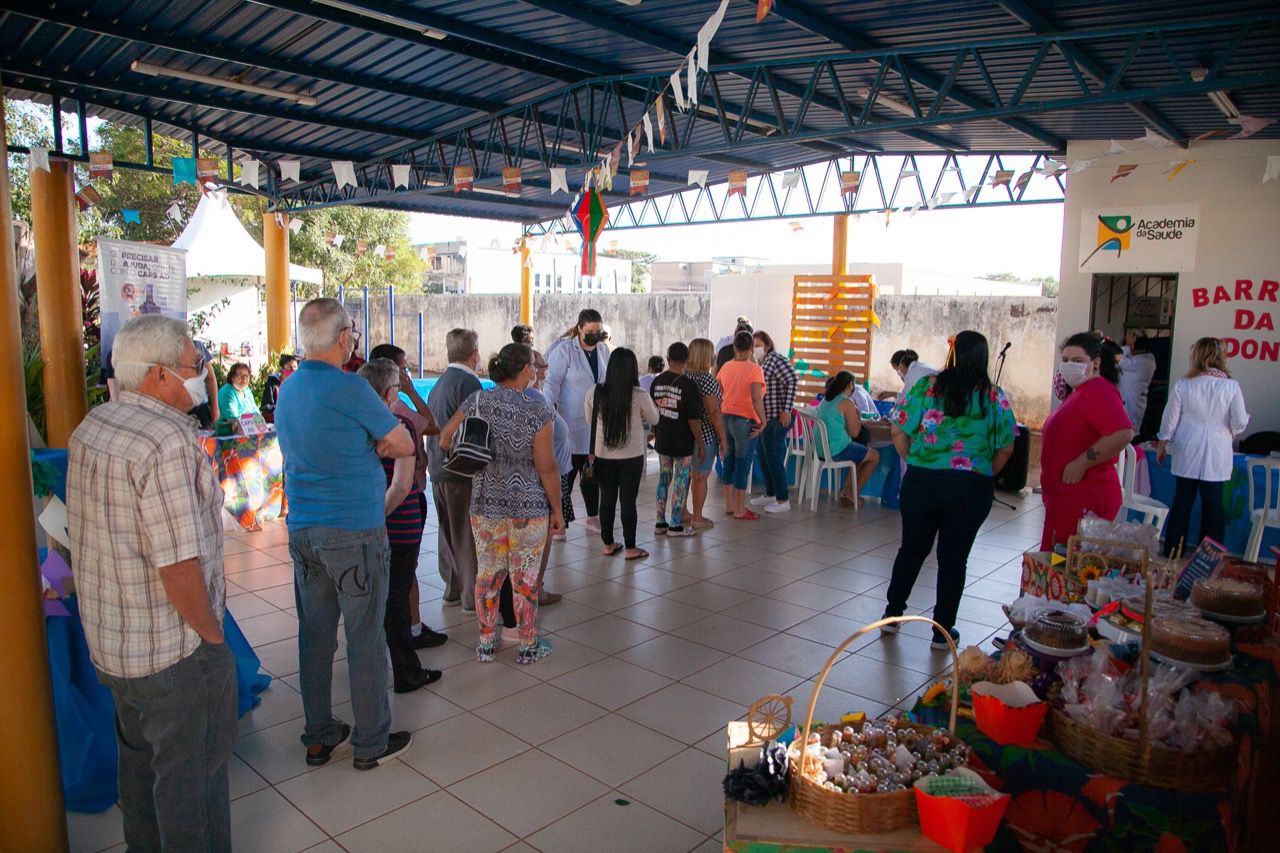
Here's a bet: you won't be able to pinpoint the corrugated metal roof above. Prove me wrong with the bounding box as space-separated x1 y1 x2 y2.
2 0 1277 223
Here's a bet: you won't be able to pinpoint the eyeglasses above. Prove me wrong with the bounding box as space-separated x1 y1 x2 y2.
348 326 362 348
177 354 208 375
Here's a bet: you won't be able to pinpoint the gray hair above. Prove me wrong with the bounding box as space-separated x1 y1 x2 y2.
446 328 478 363
112 315 191 393
298 298 351 356
357 358 401 401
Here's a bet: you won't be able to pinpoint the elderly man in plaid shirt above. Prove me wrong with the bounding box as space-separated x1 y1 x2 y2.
68 314 235 852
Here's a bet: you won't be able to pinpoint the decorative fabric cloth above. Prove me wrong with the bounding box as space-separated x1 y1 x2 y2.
200 433 286 532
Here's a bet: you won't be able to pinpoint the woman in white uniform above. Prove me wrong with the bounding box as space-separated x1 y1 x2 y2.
1156 337 1250 556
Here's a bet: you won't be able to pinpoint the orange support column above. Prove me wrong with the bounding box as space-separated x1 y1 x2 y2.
30 157 87 446
0 80 71 851
263 212 290 354
519 236 532 324
832 213 848 276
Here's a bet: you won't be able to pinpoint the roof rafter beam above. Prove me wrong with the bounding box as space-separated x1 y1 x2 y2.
993 0 1186 145
0 4 508 115
764 0 1065 150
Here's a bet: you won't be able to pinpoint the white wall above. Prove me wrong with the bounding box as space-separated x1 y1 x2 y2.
461 245 631 295
188 276 264 364
1057 139 1280 434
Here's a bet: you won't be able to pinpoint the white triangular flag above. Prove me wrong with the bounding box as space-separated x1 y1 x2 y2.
332 234 345 248
1264 155 1280 184
687 49 698 105
688 169 709 188
1136 128 1171 149
627 131 636 168
907 203 921 217
670 68 686 111
1068 159 1093 174
1231 116 1276 139
29 146 50 172
279 160 300 182
643 112 654 152
549 167 568 194
927 194 941 210
288 218 303 235
965 185 981 202
373 244 386 258
238 159 260 189
1105 140 1127 155
780 171 801 190
696 0 730 78
940 191 958 205
166 202 183 223
391 164 411 189
332 161 357 189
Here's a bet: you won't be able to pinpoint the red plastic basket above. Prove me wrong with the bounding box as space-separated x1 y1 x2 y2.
971 682 1048 747
914 783 1010 853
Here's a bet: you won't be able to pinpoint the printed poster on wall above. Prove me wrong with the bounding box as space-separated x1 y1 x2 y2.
1077 203 1201 273
97 237 187 370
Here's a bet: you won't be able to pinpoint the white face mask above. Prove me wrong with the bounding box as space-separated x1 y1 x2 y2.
117 361 208 409
1058 361 1090 388
753 346 766 361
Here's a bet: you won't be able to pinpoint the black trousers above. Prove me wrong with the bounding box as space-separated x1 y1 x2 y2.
567 453 601 517
385 543 424 687
886 468 995 632
596 456 645 549
1163 476 1226 557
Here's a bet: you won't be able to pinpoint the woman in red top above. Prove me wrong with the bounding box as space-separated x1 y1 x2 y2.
1039 333 1135 550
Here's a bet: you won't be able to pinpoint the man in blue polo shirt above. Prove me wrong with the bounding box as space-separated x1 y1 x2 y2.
275 298 416 771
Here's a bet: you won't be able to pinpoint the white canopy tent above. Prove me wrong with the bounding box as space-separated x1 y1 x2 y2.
172 192 321 284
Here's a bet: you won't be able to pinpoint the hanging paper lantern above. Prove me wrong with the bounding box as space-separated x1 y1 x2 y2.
573 186 610 276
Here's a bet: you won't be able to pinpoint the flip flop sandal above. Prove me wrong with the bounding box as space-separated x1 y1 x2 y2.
603 544 623 556
734 510 761 521
624 549 649 561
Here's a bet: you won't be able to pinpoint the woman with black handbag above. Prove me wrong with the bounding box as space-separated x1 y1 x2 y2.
585 348 659 560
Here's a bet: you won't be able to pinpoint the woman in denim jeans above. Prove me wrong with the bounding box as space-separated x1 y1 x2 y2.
750 330 798 514
716 331 767 520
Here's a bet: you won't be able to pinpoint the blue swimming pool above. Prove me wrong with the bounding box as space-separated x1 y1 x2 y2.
398 376 495 410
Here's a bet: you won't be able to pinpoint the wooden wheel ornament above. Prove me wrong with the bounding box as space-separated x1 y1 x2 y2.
746 694 793 745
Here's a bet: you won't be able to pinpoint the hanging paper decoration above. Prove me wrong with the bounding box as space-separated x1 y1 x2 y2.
385 245 396 262
757 0 774 22
1136 128 1171 149
727 169 748 197
670 69 686 111
121 209 141 224
1039 159 1067 178
964 185 981 202
279 160 300 182
1067 158 1094 174
1014 172 1032 193
628 129 640 167
324 231 337 246
75 185 101 211
780 171 801 190
1111 164 1138 183
502 166 522 193
1231 116 1276 139
549 167 569 195
29 146 51 172
453 164 474 192
656 95 667 143
172 157 197 185
239 159 260 189
696 0 730 79
991 169 1014 188
89 151 113 181
1191 129 1229 143
573 186 609 276
356 240 368 256
642 112 654 152
333 234 345 249
166 202 183 222
196 158 219 181
787 220 804 233
597 158 614 192
688 169 709 188
840 171 860 196
630 169 650 196
288 218 304 235
333 160 358 189
391 164 411 189
899 167 920 178
1105 140 1127 155
1264 156 1280 184
608 145 621 180
373 244 386 258
1164 159 1195 181
883 207 892 227
686 48 698 105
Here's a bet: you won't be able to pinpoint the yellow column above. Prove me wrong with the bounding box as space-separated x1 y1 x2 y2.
519 236 532 324
832 213 848 276
30 158 87 446
263 212 290 353
0 79 71 851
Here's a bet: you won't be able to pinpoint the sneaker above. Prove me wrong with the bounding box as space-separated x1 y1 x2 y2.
476 641 498 663
552 530 567 542
654 522 669 535
411 626 448 649
879 613 901 635
516 638 554 665
393 668 443 694
666 525 696 537
931 627 960 651
749 495 772 508
305 723 351 766
765 500 792 514
353 731 413 770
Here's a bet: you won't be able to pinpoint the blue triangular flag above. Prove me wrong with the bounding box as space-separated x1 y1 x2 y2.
122 209 141 224
172 157 197 186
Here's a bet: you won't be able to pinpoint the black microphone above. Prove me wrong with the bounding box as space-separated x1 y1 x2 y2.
999 341 1012 357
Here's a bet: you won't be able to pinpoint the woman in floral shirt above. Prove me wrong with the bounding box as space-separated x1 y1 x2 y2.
883 330 1018 649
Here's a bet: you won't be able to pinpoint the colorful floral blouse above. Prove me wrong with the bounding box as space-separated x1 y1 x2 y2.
895 376 1018 476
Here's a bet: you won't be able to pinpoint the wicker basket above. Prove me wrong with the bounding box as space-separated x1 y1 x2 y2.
788 615 961 834
1047 564 1235 792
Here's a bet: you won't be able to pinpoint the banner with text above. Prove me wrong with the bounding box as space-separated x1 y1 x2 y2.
1077 204 1201 273
97 237 188 370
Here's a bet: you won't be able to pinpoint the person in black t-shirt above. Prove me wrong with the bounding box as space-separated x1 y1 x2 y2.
650 342 704 536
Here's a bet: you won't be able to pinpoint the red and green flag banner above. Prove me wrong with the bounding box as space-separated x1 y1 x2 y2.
453 165 474 192
840 171 861 196
630 169 650 196
727 169 748 197
573 186 609 276
502 166 522 193
89 152 113 182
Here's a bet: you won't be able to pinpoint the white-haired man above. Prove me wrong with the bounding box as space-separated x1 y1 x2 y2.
275 298 417 770
68 314 235 851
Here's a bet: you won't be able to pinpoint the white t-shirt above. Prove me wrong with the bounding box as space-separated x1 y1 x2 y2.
1118 347 1157 430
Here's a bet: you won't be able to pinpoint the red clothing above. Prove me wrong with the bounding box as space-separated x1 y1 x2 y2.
1039 377 1130 549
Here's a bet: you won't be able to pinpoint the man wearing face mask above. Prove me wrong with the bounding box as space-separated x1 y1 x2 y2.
544 308 611 535
1038 332 1134 550
67 315 236 851
276 298 418 771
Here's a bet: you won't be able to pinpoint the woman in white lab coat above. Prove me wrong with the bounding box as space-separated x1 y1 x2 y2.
1156 337 1250 556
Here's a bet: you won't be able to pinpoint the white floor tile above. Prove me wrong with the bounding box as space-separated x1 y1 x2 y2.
527 793 705 853
554 614 663 654
540 714 686 788
615 635 729 680
229 788 327 853
619 748 727 836
474 683 606 745
446 750 608 838
617 683 744 746
336 790 517 853
275 757 436 836
66 805 124 853
670 613 776 654
551 657 673 710
401 712 530 786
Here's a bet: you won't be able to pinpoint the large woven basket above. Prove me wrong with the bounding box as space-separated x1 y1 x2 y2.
788 615 961 834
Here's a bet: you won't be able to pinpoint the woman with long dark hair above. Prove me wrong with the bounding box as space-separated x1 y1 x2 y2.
883 331 1018 649
814 371 880 507
545 308 610 537
1039 332 1134 550
1157 338 1250 556
585 348 659 559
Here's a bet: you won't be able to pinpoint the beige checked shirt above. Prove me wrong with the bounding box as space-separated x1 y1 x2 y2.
68 392 225 679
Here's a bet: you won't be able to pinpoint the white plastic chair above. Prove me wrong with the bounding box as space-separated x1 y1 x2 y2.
786 410 808 504
1244 457 1280 562
795 409 857 513
1117 444 1170 531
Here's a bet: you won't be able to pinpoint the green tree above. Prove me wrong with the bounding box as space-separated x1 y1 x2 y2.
1033 275 1060 298
289 205 424 294
980 272 1022 282
600 247 658 293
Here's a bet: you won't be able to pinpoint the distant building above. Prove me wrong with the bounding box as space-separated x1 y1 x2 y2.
697 260 1042 297
415 239 632 295
650 256 769 292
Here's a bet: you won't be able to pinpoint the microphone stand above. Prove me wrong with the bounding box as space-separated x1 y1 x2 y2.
991 341 1017 510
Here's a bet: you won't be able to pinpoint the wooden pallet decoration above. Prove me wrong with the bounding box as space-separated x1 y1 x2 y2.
790 274 877 400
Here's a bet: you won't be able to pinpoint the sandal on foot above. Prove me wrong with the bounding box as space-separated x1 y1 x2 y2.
624 548 649 561
603 543 623 556
733 510 761 521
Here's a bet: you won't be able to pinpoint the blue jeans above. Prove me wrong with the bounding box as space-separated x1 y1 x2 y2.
97 641 237 853
755 417 790 502
289 525 391 760
722 414 759 490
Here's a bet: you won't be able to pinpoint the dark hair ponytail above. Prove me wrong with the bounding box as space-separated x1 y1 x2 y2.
933 330 993 418
488 343 534 382
1062 332 1121 386
823 371 855 401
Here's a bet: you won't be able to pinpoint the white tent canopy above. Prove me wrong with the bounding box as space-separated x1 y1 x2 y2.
171 192 322 284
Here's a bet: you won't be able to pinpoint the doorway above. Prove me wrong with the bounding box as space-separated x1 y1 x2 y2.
1089 273 1178 439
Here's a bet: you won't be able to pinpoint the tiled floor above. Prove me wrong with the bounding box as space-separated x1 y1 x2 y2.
66 460 1044 853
